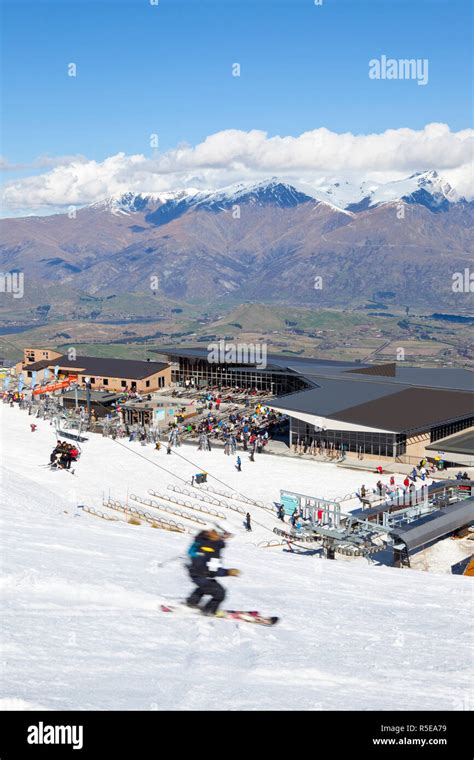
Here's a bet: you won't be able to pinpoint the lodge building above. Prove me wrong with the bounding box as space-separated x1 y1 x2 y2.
16 348 171 393
161 348 474 465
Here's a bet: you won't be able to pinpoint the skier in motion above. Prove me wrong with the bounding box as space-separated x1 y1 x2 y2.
186 527 240 615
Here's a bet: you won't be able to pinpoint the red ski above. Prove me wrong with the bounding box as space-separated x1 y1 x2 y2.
160 604 279 626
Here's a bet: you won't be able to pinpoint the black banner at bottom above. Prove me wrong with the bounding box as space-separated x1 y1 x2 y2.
0 710 471 758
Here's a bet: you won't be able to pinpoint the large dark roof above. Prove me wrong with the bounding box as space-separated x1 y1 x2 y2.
160 348 362 367
26 355 168 380
390 499 474 551
161 346 474 391
381 366 474 392
294 363 474 391
329 387 474 434
426 429 474 455
162 346 474 431
61 390 123 403
271 383 474 433
23 359 52 371
269 377 401 419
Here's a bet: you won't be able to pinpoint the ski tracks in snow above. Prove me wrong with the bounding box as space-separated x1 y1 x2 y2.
164 614 266 710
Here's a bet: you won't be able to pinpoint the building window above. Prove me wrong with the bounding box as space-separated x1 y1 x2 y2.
121 381 127 388
289 418 406 458
103 378 109 386
90 377 95 384
27 371 32 377
430 417 474 443
146 380 150 388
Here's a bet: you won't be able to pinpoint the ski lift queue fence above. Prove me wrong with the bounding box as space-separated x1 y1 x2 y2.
280 489 345 531
279 485 430 531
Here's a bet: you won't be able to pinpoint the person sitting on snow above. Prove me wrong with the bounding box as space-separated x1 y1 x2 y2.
50 446 60 467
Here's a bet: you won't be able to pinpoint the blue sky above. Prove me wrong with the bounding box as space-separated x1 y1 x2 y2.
2 0 472 162
1 0 472 213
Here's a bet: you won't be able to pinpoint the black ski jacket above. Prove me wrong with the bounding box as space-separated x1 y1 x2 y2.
187 533 230 579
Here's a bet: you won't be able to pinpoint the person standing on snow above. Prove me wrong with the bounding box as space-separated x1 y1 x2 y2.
186 528 240 615
236 455 242 471
245 512 252 531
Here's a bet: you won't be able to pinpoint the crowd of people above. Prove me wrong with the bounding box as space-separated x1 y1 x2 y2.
358 462 434 506
273 503 308 528
292 437 347 459
5 385 473 493
188 402 284 455
49 440 80 470
2 390 25 406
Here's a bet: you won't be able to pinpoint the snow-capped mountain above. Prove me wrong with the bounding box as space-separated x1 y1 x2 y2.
347 171 460 213
89 189 201 216
90 171 464 219
1 171 472 309
306 170 461 213
193 178 313 209
307 179 370 211
98 180 316 227
369 170 458 205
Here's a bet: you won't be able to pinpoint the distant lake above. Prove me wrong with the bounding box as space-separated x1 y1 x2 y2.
430 313 474 324
0 323 47 335
96 318 162 325
0 317 163 334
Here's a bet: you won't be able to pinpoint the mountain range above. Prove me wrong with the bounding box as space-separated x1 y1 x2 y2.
1 171 473 312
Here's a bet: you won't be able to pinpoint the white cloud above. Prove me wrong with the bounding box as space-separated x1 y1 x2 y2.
0 154 87 172
1 123 473 215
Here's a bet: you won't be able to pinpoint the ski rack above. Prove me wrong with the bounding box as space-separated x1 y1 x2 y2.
188 482 262 508
258 539 288 549
103 499 187 533
81 505 120 522
148 489 226 520
168 484 222 506
129 493 206 525
168 485 245 514
333 492 359 503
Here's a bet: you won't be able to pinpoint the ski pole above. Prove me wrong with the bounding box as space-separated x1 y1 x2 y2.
156 553 185 568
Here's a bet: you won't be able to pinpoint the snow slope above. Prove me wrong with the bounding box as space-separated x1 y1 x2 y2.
1 404 472 711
